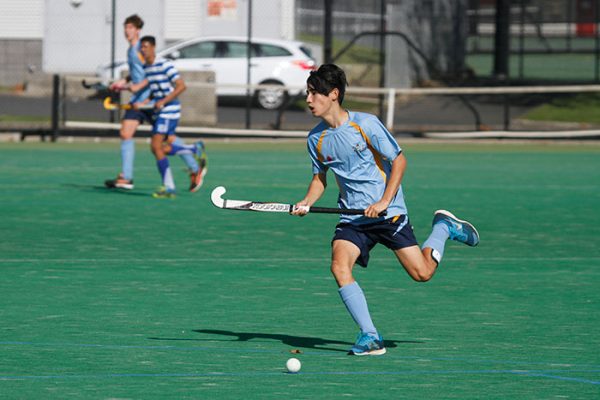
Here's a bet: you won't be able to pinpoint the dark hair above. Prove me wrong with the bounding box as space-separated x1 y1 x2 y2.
307 64 348 104
140 35 156 47
124 14 144 29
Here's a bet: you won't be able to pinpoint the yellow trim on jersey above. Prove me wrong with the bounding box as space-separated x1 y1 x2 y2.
349 121 386 182
315 129 327 163
137 51 145 64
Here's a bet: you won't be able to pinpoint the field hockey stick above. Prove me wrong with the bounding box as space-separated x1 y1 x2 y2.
103 97 154 111
81 79 109 91
210 186 387 216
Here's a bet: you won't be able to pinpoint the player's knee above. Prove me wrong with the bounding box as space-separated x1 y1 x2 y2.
120 131 134 140
150 140 160 153
330 260 349 279
408 263 434 282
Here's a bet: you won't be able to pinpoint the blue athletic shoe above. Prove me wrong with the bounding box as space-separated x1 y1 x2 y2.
433 210 480 246
152 186 176 199
350 332 386 356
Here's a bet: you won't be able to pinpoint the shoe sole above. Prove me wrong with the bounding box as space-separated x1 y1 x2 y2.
115 183 134 190
190 167 208 193
351 348 387 356
434 209 480 246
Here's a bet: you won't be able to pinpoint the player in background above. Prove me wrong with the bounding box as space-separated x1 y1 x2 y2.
105 15 206 192
126 35 206 198
292 64 480 356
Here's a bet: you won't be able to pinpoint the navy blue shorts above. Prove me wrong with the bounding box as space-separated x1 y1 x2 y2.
332 215 418 267
123 108 154 124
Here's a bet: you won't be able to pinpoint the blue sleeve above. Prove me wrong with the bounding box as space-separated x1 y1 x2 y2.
363 115 401 161
307 135 327 175
163 61 181 83
128 46 146 84
128 44 150 102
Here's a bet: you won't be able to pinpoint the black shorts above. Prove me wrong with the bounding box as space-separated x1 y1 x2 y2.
123 108 154 124
332 215 418 267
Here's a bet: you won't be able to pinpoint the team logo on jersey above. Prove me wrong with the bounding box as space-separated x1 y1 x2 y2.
353 142 367 153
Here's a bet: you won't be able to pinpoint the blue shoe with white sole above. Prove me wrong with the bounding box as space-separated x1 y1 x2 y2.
433 210 480 247
350 332 386 356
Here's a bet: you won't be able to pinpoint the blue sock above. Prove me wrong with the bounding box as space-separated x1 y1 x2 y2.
121 139 135 180
156 157 175 191
338 281 377 336
422 223 450 263
171 136 198 173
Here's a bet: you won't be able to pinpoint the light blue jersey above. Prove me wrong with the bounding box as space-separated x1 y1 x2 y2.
143 57 182 120
128 41 150 104
307 111 407 225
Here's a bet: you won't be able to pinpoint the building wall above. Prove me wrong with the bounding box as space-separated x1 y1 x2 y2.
0 0 44 86
0 0 44 39
0 0 295 85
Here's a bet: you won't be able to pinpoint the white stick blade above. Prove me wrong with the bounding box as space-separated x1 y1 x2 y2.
211 186 227 208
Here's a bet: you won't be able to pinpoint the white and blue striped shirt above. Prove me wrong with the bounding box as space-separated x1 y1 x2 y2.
143 57 182 119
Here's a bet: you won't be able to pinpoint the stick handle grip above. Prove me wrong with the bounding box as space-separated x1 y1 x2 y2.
294 206 387 217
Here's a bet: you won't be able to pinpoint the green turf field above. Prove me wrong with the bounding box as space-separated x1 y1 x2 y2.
1 140 599 399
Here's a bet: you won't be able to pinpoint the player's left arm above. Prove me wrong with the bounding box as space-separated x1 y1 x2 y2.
363 116 405 218
156 77 186 109
364 153 406 218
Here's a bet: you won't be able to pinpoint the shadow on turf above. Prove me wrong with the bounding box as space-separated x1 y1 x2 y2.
149 329 423 353
62 183 150 197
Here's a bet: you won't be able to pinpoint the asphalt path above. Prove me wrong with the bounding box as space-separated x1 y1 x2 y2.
0 93 534 134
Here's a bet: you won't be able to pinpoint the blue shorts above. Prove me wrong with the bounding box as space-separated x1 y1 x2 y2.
332 215 418 267
152 117 179 136
123 108 154 124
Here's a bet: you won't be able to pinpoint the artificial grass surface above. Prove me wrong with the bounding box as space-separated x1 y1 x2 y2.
1 140 599 399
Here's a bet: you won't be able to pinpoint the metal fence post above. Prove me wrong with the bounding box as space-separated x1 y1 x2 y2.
51 74 60 142
386 88 395 131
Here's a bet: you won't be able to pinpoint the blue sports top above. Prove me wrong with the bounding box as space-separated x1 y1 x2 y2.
128 41 150 104
143 57 182 120
307 111 406 225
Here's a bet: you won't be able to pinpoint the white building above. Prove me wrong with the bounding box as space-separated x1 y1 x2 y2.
0 0 295 84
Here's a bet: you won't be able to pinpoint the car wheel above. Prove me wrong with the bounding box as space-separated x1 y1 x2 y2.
256 80 288 110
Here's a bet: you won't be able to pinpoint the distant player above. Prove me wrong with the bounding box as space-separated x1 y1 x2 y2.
105 15 206 193
292 64 479 356
126 35 207 198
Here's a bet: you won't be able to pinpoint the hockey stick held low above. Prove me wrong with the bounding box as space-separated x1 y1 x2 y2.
210 186 386 216
103 97 154 111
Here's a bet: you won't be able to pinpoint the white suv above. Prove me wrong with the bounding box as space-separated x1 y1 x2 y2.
97 36 316 109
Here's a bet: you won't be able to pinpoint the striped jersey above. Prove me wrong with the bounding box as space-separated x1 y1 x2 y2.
307 111 406 224
128 40 150 104
143 57 182 119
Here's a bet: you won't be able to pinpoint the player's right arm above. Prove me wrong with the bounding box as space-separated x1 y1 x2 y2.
292 173 327 216
109 78 128 91
127 78 149 94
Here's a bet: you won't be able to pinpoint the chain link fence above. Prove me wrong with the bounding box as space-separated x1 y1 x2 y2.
3 0 600 140
467 0 600 82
